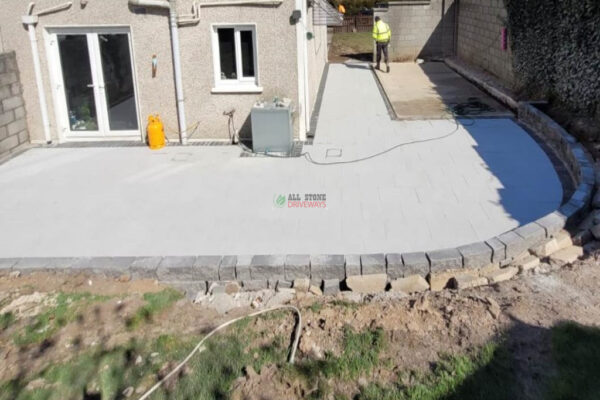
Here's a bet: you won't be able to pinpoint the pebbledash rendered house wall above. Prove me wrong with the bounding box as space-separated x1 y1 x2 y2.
0 0 327 144
374 0 457 62
455 0 515 88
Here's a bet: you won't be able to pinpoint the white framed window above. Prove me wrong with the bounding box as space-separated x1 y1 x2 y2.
211 24 262 93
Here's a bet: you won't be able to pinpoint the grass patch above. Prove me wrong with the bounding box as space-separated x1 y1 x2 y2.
355 342 516 400
1 310 289 400
292 326 385 383
0 312 15 332
331 32 373 55
126 288 183 330
13 292 109 347
548 321 600 400
308 302 323 313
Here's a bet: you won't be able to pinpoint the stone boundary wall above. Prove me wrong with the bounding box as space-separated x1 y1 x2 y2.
0 64 596 298
0 51 29 162
455 0 515 88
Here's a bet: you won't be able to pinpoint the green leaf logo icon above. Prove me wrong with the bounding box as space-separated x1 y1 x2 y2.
274 194 286 208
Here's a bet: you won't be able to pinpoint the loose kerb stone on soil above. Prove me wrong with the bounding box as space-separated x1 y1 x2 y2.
549 246 583 265
293 278 310 292
485 266 518 283
450 274 488 290
345 274 387 293
514 255 540 273
361 253 386 275
389 275 429 294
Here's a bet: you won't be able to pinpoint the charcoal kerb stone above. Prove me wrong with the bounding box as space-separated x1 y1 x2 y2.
70 257 134 275
157 256 198 281
250 255 285 280
514 223 547 248
194 256 222 281
401 252 430 277
360 253 386 275
129 257 162 279
497 231 528 260
535 212 566 237
284 254 310 280
219 256 237 280
0 258 19 270
345 255 361 277
427 248 463 272
458 242 493 269
235 255 252 281
385 253 404 279
485 238 507 264
310 254 345 280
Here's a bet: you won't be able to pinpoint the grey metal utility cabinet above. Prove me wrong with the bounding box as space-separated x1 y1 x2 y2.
251 98 294 155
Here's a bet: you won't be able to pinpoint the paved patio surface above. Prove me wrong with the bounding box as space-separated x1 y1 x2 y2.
0 63 562 257
374 62 512 119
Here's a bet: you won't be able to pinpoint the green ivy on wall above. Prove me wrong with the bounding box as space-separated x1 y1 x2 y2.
505 0 600 118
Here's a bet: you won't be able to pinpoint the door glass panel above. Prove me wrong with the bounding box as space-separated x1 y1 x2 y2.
58 35 98 131
240 30 255 78
99 34 139 131
218 28 237 79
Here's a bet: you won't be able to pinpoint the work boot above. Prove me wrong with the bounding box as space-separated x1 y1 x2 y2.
375 64 380 71
386 64 390 73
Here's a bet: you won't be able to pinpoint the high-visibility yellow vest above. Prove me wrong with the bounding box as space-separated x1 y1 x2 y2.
372 20 391 43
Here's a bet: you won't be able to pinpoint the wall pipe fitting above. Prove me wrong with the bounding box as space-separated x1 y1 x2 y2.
22 2 73 144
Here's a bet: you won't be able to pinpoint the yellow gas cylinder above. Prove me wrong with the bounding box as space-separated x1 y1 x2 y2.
147 115 165 150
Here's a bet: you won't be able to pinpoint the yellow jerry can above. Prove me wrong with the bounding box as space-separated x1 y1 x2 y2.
147 115 166 150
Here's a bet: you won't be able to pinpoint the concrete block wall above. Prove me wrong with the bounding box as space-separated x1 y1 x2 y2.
456 0 515 87
0 51 29 161
374 0 457 62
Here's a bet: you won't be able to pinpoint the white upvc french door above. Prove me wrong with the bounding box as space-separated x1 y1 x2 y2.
46 27 141 141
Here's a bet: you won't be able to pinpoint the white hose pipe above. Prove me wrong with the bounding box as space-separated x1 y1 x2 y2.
128 0 169 8
137 305 302 400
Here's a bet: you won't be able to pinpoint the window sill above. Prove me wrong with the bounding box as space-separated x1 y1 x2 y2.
211 86 263 94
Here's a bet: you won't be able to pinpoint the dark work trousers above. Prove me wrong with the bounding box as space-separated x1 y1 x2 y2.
376 42 389 66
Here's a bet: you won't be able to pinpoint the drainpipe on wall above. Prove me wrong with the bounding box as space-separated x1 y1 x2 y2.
129 0 188 144
21 2 73 144
294 0 308 141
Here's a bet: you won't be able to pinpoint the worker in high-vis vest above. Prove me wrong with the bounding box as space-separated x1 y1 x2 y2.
372 16 391 73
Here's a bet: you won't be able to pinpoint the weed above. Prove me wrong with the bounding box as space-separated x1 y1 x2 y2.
13 292 109 347
308 302 323 313
126 288 183 330
1 311 290 400
548 321 600 400
331 299 359 310
0 312 15 332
